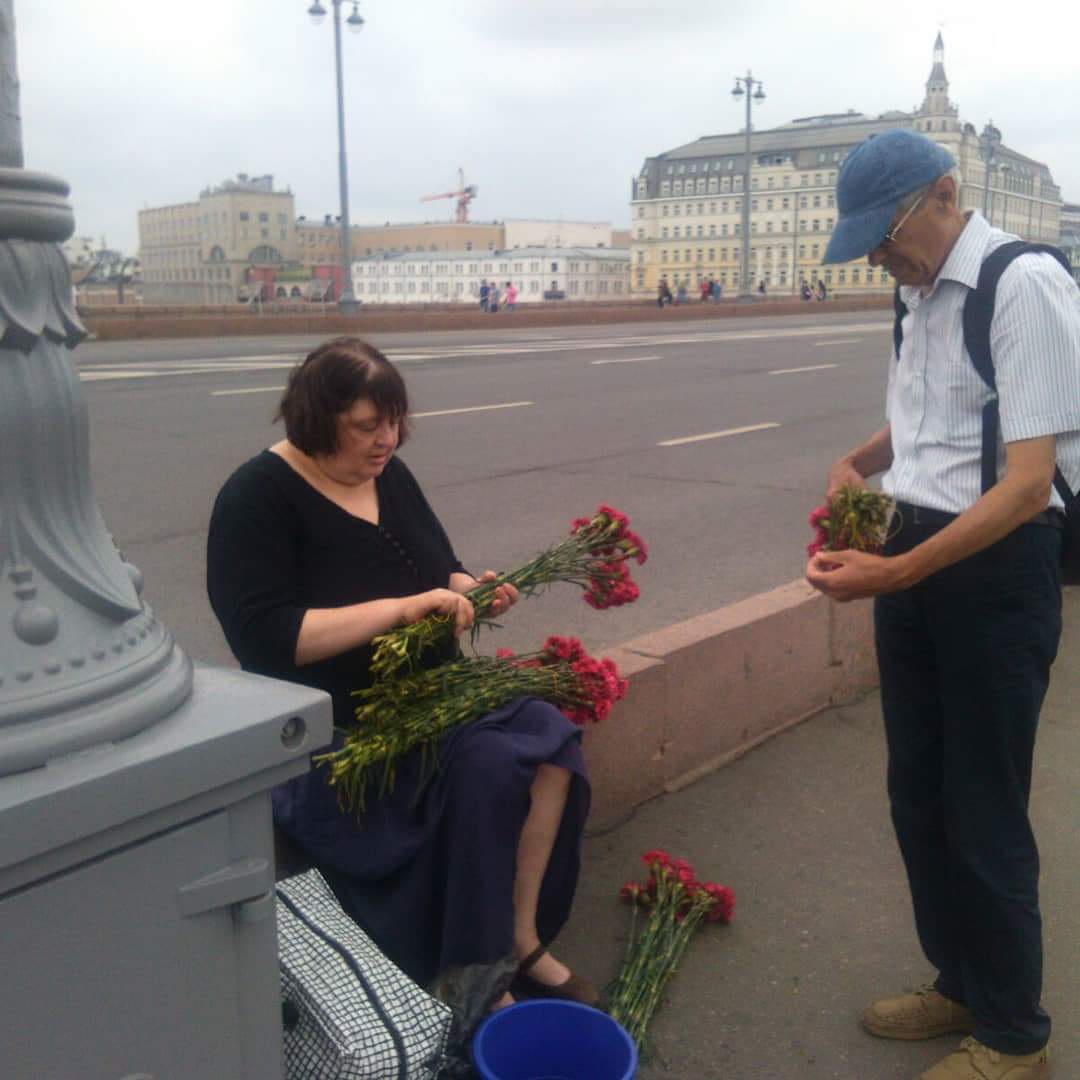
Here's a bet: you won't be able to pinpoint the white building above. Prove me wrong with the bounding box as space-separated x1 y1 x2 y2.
351 246 631 305
503 220 619 250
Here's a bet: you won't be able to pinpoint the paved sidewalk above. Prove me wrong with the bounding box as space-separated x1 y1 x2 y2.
559 590 1080 1079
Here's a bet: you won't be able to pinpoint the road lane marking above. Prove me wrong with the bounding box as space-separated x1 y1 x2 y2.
769 363 838 375
589 355 660 366
812 339 863 347
212 385 286 396
658 422 781 447
412 401 533 418
81 321 891 383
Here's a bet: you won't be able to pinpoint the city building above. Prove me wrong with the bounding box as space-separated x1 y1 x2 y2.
350 246 630 305
630 34 1064 297
139 173 297 304
297 218 623 266
1060 202 1080 283
139 173 627 305
296 218 504 266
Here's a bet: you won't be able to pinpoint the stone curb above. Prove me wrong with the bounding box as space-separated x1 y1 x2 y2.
582 581 877 832
80 295 891 342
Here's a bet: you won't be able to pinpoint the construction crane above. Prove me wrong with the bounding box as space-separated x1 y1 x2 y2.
420 168 478 223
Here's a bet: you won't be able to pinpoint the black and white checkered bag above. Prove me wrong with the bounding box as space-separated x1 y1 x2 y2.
276 869 452 1079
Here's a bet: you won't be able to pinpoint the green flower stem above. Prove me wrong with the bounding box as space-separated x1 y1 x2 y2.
370 516 636 680
316 655 592 811
609 873 715 1047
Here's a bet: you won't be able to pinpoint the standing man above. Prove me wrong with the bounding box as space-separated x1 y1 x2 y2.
807 129 1079 1080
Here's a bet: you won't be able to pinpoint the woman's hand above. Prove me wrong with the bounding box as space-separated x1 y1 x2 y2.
400 588 475 637
474 570 519 616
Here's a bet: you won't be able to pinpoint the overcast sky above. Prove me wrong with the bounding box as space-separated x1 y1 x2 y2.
14 0 1080 254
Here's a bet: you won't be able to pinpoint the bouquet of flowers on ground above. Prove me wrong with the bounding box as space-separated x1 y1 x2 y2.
370 504 647 682
607 849 735 1048
807 484 894 558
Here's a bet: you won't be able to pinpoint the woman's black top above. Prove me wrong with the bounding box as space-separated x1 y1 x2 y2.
206 449 466 727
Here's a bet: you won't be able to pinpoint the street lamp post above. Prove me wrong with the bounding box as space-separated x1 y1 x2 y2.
308 0 364 313
980 120 1001 222
732 71 765 300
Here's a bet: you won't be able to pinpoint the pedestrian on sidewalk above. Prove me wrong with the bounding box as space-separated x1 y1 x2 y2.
806 128 1080 1080
488 283 500 313
815 277 827 301
675 281 687 305
505 281 518 312
479 280 490 313
657 279 673 308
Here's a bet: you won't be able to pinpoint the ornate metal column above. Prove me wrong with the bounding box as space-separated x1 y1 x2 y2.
0 1 192 777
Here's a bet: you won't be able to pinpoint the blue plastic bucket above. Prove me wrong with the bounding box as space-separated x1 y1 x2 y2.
472 1000 637 1080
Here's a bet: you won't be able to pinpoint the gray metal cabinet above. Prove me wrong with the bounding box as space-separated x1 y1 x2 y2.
0 668 333 1080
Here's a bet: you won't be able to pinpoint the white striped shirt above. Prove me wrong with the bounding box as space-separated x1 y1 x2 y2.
883 211 1080 513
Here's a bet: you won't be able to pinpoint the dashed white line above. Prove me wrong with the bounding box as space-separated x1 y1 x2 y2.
589 355 660 366
212 385 286 396
412 401 533 418
769 363 838 375
812 339 863 347
658 422 781 447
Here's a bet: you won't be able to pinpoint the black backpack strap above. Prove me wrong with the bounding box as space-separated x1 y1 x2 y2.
892 285 906 361
962 240 1075 494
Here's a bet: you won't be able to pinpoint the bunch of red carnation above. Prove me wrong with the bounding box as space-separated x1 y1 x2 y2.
541 635 629 725
572 504 648 610
806 485 894 559
609 848 736 1046
370 503 649 680
627 848 736 924
497 635 630 726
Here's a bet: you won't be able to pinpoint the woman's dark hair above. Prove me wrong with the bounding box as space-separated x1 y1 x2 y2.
275 337 411 455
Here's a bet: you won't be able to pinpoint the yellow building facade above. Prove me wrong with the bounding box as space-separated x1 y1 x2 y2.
139 174 297 304
630 35 1063 298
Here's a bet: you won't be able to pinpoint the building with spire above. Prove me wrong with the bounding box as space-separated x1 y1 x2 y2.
629 34 1063 297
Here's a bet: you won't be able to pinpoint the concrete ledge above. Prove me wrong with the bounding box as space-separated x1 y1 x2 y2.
584 581 878 831
81 295 891 342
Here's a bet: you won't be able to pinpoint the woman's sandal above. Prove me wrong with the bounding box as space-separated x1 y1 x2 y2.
511 944 602 1008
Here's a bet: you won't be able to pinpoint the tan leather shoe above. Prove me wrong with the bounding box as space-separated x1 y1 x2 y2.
862 985 976 1040
919 1036 1051 1078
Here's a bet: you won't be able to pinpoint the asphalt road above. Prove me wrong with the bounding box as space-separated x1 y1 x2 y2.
76 310 893 668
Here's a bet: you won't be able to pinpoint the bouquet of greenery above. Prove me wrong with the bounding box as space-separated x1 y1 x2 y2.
608 849 735 1048
318 636 628 811
807 484 894 557
370 504 647 682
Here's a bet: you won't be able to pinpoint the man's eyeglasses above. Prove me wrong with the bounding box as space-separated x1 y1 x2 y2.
881 195 924 247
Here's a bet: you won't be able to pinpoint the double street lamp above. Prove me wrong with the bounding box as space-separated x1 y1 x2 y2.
732 71 765 299
307 0 364 312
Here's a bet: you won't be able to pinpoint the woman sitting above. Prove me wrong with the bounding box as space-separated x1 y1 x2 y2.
206 336 593 1009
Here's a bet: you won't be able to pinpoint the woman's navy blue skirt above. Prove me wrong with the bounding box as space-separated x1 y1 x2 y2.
272 696 590 987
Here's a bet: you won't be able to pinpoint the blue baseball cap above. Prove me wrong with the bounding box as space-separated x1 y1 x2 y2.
823 129 956 264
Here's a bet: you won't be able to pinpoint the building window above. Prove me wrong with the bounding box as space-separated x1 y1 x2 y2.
258 212 269 222
239 212 250 221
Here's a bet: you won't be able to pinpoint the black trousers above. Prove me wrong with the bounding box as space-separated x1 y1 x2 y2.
874 516 1062 1055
